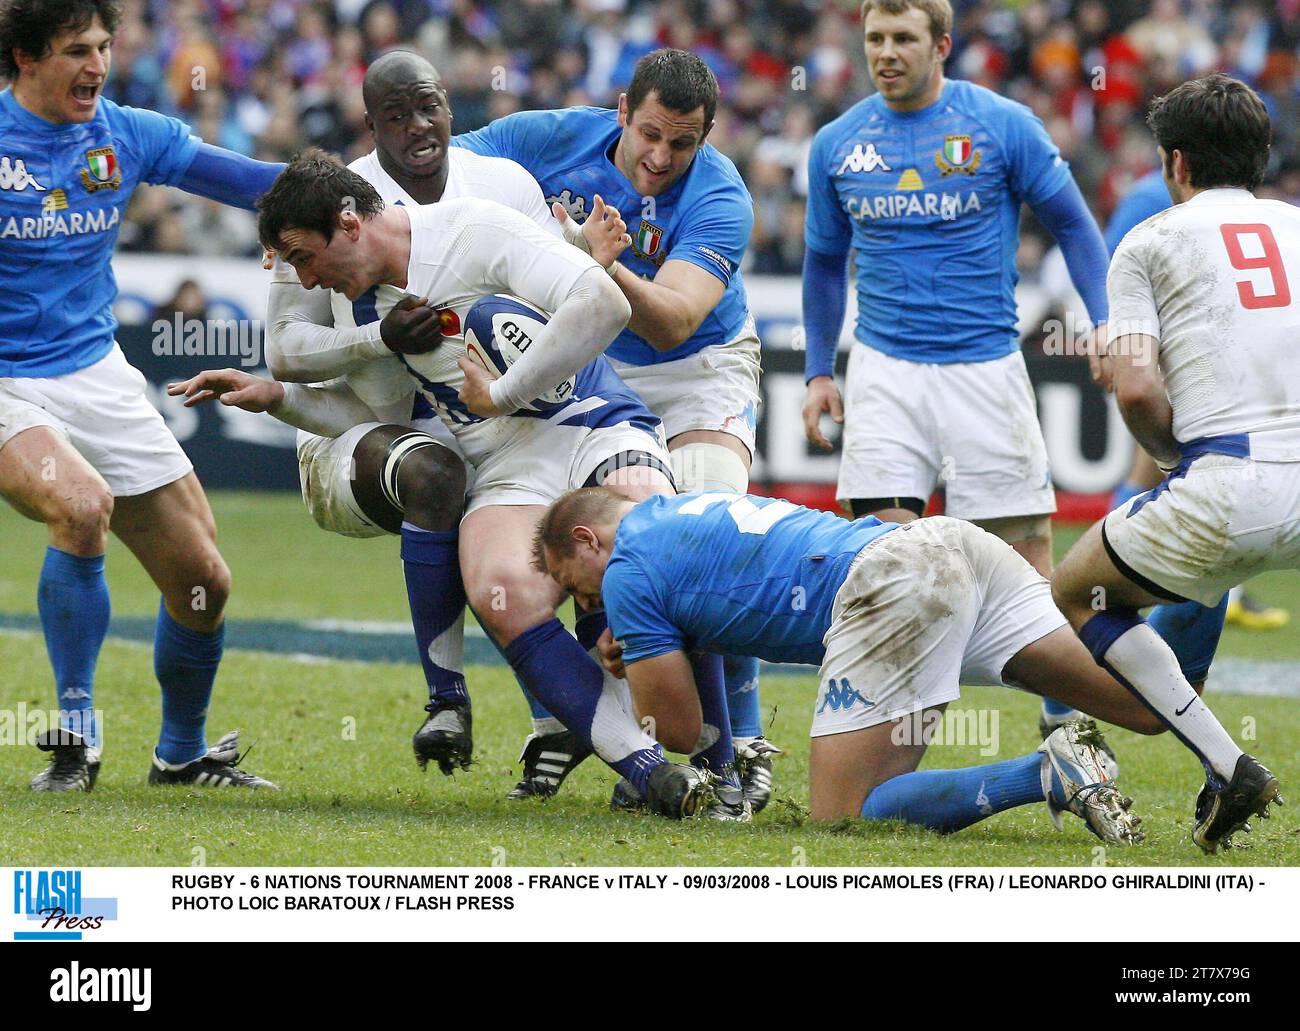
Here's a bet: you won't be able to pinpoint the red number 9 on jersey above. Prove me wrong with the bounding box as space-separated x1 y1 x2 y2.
1220 223 1292 310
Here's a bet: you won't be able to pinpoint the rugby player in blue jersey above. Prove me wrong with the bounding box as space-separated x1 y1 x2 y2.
455 50 781 811
0 0 282 791
799 0 1114 757
533 488 1174 843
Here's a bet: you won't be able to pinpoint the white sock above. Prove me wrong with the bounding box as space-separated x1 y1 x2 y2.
1104 623 1242 782
586 646 658 763
531 716 566 737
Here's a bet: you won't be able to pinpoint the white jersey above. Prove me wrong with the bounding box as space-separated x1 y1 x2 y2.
1107 188 1300 461
275 147 559 428
333 197 647 468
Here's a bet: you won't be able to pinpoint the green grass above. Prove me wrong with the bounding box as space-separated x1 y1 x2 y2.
2 492 1298 866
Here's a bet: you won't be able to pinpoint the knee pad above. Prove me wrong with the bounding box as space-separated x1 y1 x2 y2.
670 442 750 494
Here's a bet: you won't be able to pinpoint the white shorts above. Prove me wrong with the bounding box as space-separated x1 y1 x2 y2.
464 418 671 517
0 344 191 496
607 315 762 457
837 344 1056 520
811 516 1067 737
296 418 461 538
1102 452 1300 607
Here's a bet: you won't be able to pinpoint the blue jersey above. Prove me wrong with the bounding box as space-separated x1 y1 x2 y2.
805 79 1073 365
603 493 897 666
0 91 200 378
453 107 754 366
1104 168 1170 254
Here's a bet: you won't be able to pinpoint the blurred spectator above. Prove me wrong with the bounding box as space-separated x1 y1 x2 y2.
0 0 1290 274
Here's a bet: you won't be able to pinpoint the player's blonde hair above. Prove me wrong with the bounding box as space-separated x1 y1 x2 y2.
532 488 629 573
859 0 953 43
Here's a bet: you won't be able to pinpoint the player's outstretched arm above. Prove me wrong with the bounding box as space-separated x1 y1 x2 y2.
168 369 379 438
801 245 850 451
177 143 285 211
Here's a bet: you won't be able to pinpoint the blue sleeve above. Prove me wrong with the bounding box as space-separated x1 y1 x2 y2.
453 110 558 171
114 103 202 186
803 126 852 257
1031 178 1110 325
666 180 752 285
1003 102 1073 208
604 559 684 665
177 143 284 211
802 246 848 382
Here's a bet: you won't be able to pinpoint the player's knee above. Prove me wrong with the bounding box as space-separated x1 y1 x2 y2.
177 551 231 621
669 441 750 493
397 446 465 531
49 484 114 553
467 568 556 644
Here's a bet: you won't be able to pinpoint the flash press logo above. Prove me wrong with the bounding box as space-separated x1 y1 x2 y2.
50 963 151 1012
12 870 117 940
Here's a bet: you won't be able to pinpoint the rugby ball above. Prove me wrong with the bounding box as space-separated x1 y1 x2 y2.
462 294 576 414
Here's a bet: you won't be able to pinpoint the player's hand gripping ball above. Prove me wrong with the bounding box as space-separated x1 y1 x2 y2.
458 294 577 416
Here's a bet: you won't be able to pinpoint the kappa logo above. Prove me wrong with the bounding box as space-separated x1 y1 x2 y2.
0 155 46 192
546 188 587 223
816 677 873 714
837 142 892 175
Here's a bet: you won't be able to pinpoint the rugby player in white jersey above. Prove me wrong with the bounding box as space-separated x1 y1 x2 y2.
173 152 734 820
1053 74 1294 852
256 53 628 792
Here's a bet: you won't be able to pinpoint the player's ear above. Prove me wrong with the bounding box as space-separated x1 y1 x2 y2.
337 208 362 238
572 525 597 550
616 93 629 127
935 32 953 61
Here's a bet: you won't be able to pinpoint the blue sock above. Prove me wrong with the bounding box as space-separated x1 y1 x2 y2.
37 547 110 749
502 618 663 795
723 654 763 739
1110 479 1149 512
472 607 554 721
861 753 1044 832
691 652 740 787
154 601 222 765
1148 594 1228 684
1040 696 1077 720
400 523 468 707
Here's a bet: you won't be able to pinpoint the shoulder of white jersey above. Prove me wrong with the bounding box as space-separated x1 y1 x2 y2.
447 149 546 205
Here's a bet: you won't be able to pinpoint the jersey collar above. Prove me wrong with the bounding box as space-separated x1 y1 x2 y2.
1184 187 1256 205
0 86 86 134
875 78 953 123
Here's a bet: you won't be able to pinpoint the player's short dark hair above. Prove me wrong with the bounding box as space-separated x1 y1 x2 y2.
625 48 719 130
1147 74 1271 192
532 487 628 573
0 0 121 81
859 0 953 43
256 149 385 252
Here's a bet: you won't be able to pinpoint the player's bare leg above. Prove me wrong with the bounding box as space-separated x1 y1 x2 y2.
349 425 474 775
111 474 273 789
809 709 936 821
1054 521 1281 850
0 428 113 790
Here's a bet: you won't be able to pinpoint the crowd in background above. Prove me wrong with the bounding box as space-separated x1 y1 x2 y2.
29 1 1300 276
